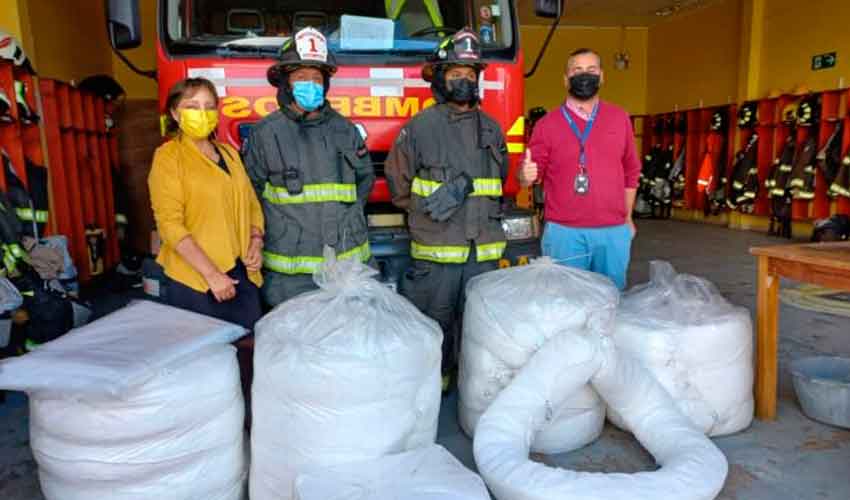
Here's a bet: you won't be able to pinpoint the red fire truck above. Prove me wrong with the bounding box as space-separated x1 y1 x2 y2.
107 0 561 285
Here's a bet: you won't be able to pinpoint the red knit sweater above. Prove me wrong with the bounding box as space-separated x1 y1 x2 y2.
528 100 641 228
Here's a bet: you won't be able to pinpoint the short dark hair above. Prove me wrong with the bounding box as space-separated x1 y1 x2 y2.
566 48 602 72
164 78 219 136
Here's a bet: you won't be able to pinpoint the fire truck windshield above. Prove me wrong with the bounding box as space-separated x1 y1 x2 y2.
161 0 516 61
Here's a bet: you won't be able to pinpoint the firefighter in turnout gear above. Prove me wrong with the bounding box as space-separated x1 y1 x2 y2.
245 27 375 306
385 29 508 390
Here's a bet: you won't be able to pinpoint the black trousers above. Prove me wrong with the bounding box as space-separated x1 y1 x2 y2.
400 251 497 373
167 260 263 331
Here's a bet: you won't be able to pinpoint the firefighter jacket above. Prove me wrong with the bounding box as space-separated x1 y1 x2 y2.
669 146 686 203
0 189 25 277
384 103 507 264
788 135 818 200
831 155 850 198
1 152 48 237
766 133 796 198
244 103 374 275
728 134 759 210
818 122 846 198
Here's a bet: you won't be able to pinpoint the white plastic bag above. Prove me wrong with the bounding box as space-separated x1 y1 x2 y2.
0 301 248 500
0 276 22 313
611 261 754 436
459 257 618 454
250 253 443 500
294 445 490 500
473 328 728 500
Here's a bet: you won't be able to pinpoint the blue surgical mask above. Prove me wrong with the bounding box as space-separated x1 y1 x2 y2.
292 81 325 111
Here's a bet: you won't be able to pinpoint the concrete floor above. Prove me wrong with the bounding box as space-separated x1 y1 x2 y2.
2 219 849 499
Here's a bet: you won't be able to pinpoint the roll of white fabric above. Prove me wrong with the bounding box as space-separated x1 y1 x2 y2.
459 257 619 454
0 301 249 500
473 329 729 500
250 256 443 500
610 261 754 436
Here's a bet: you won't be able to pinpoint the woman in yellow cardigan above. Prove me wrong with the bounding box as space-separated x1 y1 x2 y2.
149 78 264 329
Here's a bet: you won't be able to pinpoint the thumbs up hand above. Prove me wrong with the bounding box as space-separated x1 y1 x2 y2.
518 148 539 187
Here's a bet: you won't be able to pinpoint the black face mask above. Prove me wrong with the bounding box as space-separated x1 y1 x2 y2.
446 78 479 104
568 73 601 100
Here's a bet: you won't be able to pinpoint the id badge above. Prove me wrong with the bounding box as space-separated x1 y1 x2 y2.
574 166 590 195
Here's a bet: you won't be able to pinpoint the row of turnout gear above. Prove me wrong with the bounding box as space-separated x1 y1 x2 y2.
726 133 760 212
245 27 374 306
385 28 508 386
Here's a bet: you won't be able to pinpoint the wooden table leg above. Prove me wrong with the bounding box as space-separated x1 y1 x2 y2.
756 255 780 420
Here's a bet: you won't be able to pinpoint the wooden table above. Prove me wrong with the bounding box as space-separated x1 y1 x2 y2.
749 241 850 420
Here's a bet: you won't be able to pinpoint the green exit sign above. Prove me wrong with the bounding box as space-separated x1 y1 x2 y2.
812 52 837 71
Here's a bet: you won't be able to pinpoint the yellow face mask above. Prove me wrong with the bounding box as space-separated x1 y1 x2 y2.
177 109 219 139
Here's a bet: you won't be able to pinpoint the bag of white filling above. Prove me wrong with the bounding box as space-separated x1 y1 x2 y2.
611 261 754 435
0 301 248 500
459 257 619 454
250 252 443 500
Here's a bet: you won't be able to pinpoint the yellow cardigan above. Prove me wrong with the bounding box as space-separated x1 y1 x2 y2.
148 136 264 292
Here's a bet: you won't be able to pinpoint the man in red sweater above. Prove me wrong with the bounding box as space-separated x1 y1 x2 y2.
519 48 641 289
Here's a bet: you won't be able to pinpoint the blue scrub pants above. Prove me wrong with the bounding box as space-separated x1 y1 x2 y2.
541 222 633 290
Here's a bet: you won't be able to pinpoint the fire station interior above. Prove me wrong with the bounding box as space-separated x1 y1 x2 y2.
1 1 849 499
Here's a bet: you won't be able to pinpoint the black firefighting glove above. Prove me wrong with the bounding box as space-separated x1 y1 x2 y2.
422 172 474 222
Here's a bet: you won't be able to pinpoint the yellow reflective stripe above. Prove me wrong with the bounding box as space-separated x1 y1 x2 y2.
338 241 372 262
507 116 525 137
472 178 502 196
423 0 444 27
263 242 371 275
411 177 442 197
15 208 41 222
8 244 24 258
507 142 525 154
115 213 128 224
413 177 502 197
476 241 506 262
263 182 356 204
262 252 324 275
411 241 469 264
385 0 405 19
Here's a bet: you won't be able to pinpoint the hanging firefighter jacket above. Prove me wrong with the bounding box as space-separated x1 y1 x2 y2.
699 138 728 215
0 189 26 277
766 130 797 199
831 155 850 198
697 110 730 215
1 151 48 238
728 133 759 211
635 145 661 217
766 132 796 238
787 135 818 200
818 121 845 197
669 145 686 203
649 144 674 214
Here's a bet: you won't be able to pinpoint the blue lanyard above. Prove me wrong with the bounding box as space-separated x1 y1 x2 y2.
560 103 599 167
